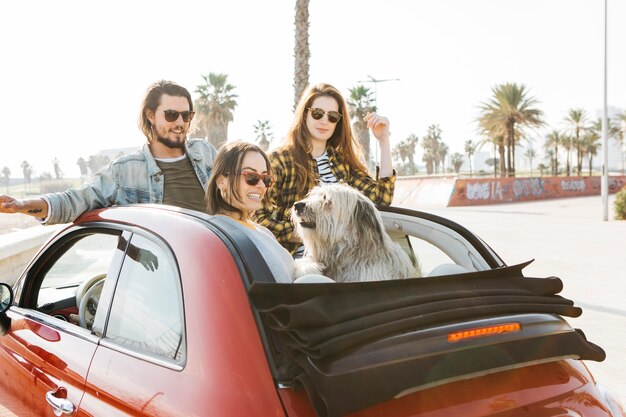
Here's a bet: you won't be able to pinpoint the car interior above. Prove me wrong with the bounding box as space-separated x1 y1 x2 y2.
33 233 119 330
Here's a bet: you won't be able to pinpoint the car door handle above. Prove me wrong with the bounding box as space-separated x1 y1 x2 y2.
46 389 75 416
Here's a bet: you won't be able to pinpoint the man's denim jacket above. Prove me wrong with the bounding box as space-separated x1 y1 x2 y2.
44 138 217 225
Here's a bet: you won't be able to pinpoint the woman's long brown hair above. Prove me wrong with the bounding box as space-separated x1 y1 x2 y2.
280 83 366 193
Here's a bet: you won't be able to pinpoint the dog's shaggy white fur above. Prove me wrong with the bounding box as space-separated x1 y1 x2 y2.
292 184 415 282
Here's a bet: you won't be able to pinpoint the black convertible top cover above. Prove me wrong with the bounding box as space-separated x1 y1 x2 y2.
249 263 605 417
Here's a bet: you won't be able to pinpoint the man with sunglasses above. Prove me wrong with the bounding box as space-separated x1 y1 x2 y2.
0 80 217 224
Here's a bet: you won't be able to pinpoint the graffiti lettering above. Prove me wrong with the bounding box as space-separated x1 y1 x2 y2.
466 181 505 200
467 182 490 200
512 178 544 199
492 181 504 200
609 177 626 191
561 179 585 192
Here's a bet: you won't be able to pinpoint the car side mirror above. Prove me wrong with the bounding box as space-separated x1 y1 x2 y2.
0 283 13 336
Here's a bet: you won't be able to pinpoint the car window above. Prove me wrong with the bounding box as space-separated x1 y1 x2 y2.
407 236 459 276
35 233 120 326
388 229 459 277
382 211 493 277
105 234 185 362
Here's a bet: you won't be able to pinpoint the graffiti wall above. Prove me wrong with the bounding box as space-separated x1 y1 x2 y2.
448 176 626 207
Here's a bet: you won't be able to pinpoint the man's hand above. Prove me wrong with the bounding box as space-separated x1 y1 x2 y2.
0 195 24 213
0 196 48 218
137 249 159 271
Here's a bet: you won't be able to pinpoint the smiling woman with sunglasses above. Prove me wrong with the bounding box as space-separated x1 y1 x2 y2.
254 83 396 257
206 141 295 283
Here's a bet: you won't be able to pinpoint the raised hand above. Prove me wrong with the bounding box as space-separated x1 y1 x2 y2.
363 112 390 143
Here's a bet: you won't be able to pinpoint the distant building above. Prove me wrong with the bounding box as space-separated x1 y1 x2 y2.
96 146 139 161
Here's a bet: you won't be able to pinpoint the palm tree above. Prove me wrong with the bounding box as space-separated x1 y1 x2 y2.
1 167 10 193
253 120 274 152
438 142 449 173
347 85 377 167
77 157 88 181
586 117 619 176
404 134 419 174
392 141 409 174
523 148 537 177
476 133 501 177
583 134 600 176
450 153 464 174
544 130 562 176
421 124 443 174
195 73 238 149
485 157 499 176
563 109 589 176
560 134 575 177
20 160 33 191
478 83 544 177
464 139 477 177
293 0 310 107
422 153 434 175
52 157 63 179
613 111 626 174
537 163 548 177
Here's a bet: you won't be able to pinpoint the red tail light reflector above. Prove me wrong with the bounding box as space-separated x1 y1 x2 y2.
448 322 521 343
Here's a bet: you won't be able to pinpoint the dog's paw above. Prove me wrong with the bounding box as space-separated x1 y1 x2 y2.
294 258 325 278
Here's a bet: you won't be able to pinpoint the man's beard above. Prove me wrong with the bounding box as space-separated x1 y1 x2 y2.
156 135 186 149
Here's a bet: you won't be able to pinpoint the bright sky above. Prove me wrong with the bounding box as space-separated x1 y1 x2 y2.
1 0 625 178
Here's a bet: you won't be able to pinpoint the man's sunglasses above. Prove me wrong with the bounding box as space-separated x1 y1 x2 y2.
162 109 195 123
240 171 274 187
307 107 342 124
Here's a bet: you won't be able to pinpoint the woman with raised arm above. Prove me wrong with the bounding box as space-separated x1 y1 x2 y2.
254 83 396 257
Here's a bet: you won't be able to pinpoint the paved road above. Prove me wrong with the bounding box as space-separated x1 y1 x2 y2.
412 195 626 403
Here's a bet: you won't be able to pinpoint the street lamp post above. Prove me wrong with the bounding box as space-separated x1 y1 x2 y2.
601 0 609 221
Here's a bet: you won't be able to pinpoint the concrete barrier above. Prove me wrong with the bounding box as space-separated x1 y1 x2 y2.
448 175 626 206
393 175 626 208
0 225 64 285
393 176 456 208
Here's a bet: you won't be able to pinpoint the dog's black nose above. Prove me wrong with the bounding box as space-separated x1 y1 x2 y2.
294 202 305 215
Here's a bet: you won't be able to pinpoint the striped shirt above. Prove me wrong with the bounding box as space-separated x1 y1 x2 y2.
315 151 338 184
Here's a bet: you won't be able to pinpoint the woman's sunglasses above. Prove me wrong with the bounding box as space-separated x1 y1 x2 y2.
240 171 274 187
307 107 342 124
162 109 195 123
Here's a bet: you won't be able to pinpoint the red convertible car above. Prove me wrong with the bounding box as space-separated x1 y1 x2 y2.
0 204 623 417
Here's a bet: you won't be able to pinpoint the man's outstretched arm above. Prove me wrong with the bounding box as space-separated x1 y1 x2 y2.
0 195 48 219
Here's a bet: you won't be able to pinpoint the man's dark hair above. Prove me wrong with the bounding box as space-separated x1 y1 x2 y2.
139 80 193 141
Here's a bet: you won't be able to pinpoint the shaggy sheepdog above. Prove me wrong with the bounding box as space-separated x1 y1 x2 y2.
291 184 415 282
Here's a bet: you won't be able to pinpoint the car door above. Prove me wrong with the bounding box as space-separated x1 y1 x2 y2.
78 231 190 416
0 227 125 417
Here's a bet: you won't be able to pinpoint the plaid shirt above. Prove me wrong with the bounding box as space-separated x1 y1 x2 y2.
254 146 396 254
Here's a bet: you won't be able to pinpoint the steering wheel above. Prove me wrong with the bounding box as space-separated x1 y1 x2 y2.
78 278 105 329
76 273 107 307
